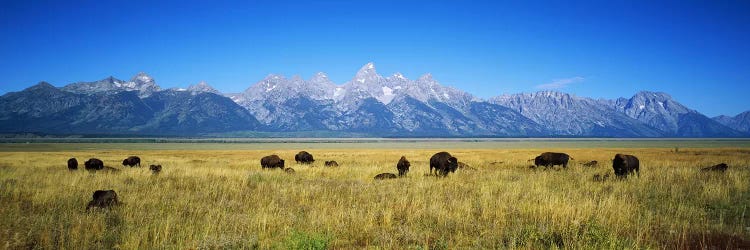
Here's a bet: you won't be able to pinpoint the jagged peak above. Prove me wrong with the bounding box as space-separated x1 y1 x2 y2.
633 90 672 100
131 72 154 82
28 81 56 90
262 74 286 81
418 73 434 82
353 62 380 83
390 72 407 80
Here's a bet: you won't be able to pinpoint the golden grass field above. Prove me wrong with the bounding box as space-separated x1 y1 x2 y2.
1 143 749 249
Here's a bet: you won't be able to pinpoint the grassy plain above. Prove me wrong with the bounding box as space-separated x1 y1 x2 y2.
1 141 749 249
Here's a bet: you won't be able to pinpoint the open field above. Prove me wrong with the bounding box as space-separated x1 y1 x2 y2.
1 142 749 249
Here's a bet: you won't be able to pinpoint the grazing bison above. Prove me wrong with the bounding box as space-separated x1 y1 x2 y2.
122 156 141 167
582 160 598 167
285 168 295 174
325 161 339 167
701 163 728 172
261 155 285 169
374 173 397 180
86 190 119 211
612 154 639 177
67 158 78 170
149 164 162 174
592 173 611 182
295 151 314 164
84 158 104 171
397 156 410 176
430 152 459 177
534 152 572 169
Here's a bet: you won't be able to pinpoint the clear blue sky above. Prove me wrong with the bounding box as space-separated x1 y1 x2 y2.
1 0 749 116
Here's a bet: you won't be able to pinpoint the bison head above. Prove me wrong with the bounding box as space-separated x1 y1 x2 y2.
279 159 285 169
448 157 459 172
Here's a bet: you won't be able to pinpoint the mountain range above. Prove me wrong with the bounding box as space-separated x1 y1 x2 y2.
1 63 747 137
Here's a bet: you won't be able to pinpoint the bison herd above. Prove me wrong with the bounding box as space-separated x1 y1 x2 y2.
70 150 734 211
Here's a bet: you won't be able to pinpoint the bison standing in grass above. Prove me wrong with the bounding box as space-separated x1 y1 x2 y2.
430 152 458 177
397 156 410 176
84 158 104 171
86 190 119 211
374 173 397 180
122 156 141 167
295 151 314 164
324 161 339 167
261 155 285 169
701 163 728 172
149 164 162 174
534 152 572 169
612 154 639 178
67 158 78 170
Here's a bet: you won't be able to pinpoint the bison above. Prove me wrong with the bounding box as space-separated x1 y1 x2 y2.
295 151 314 164
67 158 78 170
261 155 285 169
84 158 104 171
86 190 119 211
149 164 162 174
612 154 639 177
701 163 728 172
582 160 598 167
122 156 141 167
325 161 339 167
397 156 410 177
534 152 571 169
285 168 295 174
374 173 397 180
430 152 458 177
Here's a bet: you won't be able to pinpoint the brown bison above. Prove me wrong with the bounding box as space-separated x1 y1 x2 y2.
86 190 119 211
295 151 314 164
84 158 104 171
612 154 639 177
397 156 410 176
122 156 141 167
261 155 285 169
701 163 728 172
149 164 162 174
67 158 78 170
430 152 458 177
582 160 598 167
374 173 397 180
285 168 295 174
534 152 572 169
324 161 339 167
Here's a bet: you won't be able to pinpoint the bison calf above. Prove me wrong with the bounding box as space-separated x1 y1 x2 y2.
86 190 119 211
701 163 728 172
295 151 314 164
397 156 410 176
430 152 458 177
612 154 639 178
67 158 78 170
122 156 141 167
324 161 339 167
582 160 598 167
149 164 162 174
374 173 397 180
285 168 295 174
261 155 285 169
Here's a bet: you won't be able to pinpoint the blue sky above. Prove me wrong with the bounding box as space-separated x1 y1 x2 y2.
1 0 748 116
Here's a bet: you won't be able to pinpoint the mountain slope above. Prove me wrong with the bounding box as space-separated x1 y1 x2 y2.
490 91 662 137
713 111 750 134
610 91 742 137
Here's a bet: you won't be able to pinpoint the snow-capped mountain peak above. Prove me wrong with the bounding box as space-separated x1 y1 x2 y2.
353 62 382 84
187 81 219 94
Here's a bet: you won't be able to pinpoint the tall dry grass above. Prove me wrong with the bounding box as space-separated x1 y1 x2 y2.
0 147 748 249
